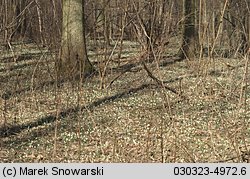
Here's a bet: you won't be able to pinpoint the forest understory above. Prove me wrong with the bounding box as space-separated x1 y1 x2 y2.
0 39 249 162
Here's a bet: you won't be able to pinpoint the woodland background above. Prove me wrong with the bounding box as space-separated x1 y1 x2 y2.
0 0 249 162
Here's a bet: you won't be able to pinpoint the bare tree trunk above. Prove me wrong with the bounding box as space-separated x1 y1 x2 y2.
60 0 93 80
16 0 27 39
179 0 199 59
102 0 110 46
239 2 249 55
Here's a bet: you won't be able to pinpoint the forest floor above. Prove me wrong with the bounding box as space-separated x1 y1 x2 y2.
0 39 250 162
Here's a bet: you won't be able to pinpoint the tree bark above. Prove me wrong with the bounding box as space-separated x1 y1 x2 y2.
16 0 27 39
60 0 93 80
179 0 199 59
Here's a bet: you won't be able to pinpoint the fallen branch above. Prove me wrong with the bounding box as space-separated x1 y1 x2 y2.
142 61 180 95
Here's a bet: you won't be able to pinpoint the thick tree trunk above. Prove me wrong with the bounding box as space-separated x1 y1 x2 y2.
179 0 199 59
60 0 93 80
16 0 27 39
239 12 249 55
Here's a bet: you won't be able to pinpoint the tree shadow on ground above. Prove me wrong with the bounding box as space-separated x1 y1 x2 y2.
0 55 185 139
0 83 157 138
1 55 182 100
